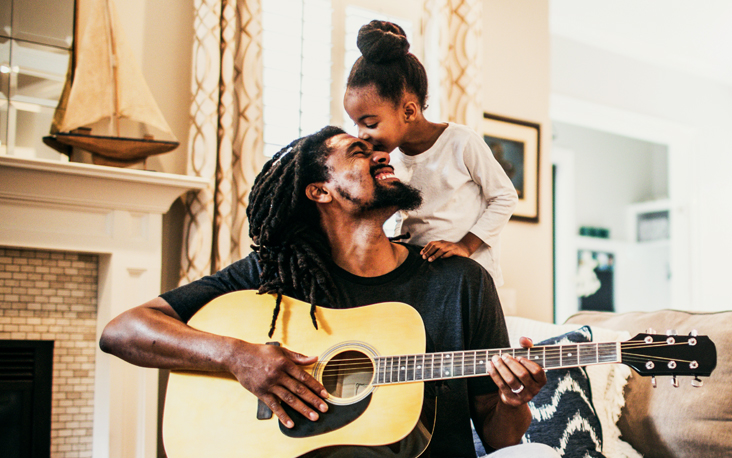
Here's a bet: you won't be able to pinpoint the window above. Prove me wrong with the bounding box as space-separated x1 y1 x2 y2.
261 0 421 155
262 0 333 157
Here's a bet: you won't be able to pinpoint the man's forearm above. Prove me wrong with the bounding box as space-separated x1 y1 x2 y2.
473 392 532 451
481 401 531 450
99 297 237 372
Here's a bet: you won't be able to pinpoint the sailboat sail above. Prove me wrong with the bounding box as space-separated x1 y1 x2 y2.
46 0 178 166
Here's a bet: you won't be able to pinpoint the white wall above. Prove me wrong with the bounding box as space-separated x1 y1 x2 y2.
552 35 732 310
552 121 668 241
483 0 554 322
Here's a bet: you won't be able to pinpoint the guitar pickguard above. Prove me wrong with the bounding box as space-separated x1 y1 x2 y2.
280 393 372 438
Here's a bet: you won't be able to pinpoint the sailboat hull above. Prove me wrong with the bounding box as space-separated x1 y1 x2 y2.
45 132 179 165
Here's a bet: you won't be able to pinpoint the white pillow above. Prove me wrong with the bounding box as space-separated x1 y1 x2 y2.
505 316 642 458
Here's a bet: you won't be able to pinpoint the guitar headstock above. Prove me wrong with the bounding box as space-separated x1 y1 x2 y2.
620 332 716 380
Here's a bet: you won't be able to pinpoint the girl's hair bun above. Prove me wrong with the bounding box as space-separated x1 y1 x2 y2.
357 20 410 63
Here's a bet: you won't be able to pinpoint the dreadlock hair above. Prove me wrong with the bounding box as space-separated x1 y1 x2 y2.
247 125 346 337
346 20 429 110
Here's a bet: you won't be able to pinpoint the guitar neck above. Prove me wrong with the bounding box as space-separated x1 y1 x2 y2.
373 342 621 385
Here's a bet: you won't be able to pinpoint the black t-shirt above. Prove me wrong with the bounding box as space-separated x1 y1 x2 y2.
161 244 509 458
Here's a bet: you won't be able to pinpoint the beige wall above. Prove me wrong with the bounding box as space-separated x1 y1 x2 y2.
113 0 193 176
482 0 553 322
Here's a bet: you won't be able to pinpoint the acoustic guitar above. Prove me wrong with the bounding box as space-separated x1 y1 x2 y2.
163 291 716 458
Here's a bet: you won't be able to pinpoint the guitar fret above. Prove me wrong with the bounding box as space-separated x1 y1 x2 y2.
379 357 384 384
375 340 626 386
579 343 598 366
464 351 475 376
441 353 449 378
514 347 529 361
399 355 405 382
415 354 423 381
406 355 414 382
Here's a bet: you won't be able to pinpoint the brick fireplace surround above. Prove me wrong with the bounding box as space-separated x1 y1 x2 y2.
0 247 99 457
0 156 207 458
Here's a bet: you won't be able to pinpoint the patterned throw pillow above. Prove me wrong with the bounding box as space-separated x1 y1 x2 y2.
522 326 605 458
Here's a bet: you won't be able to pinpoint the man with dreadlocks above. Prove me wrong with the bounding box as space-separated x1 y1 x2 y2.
100 126 557 458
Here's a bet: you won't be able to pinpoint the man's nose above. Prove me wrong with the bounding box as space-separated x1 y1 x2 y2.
372 149 390 163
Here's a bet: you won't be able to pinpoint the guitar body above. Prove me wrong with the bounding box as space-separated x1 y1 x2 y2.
163 291 430 458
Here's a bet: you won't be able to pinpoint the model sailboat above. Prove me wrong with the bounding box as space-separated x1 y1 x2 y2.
44 0 178 167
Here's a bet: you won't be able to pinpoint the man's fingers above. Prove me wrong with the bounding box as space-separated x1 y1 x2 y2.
518 336 534 348
490 355 526 389
282 374 329 413
488 354 546 405
259 392 296 428
281 348 329 399
271 384 323 422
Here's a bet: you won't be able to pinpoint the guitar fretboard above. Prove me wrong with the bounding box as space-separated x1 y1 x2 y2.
373 342 620 385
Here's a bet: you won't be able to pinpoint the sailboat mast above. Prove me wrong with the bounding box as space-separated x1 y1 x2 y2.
103 0 121 137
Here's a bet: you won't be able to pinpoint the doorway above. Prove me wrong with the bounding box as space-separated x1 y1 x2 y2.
550 95 695 323
552 126 670 323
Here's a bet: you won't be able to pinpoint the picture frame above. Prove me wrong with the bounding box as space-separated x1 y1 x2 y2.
482 113 540 222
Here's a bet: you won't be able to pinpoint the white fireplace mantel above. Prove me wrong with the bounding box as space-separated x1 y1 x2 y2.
0 155 209 458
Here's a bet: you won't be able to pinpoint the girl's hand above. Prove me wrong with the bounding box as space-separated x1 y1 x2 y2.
420 240 470 261
420 232 484 262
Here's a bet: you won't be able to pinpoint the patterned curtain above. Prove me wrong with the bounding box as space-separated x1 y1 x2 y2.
179 0 264 285
423 0 483 132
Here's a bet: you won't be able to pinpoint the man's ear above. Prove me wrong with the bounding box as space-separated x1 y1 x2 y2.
305 182 331 203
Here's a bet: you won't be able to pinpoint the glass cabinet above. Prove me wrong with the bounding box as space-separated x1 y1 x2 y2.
1 0 74 160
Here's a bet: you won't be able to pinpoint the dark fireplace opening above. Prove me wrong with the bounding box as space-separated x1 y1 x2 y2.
0 340 54 458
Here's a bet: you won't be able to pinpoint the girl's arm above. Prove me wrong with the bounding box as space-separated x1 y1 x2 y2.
462 131 518 250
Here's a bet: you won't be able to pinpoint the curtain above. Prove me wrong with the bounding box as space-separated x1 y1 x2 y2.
179 0 264 285
179 0 482 285
424 0 483 133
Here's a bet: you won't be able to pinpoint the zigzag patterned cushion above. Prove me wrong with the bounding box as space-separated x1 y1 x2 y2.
522 326 605 458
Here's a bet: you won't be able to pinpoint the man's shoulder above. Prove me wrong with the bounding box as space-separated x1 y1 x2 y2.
401 243 491 278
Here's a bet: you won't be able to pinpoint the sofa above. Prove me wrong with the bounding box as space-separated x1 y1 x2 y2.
479 309 731 458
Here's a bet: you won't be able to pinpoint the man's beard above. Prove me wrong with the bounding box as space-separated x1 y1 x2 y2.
337 180 423 214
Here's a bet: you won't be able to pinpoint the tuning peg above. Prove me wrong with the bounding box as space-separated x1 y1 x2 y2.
666 329 677 336
689 329 698 337
691 377 704 388
646 328 656 334
651 376 657 388
671 376 679 388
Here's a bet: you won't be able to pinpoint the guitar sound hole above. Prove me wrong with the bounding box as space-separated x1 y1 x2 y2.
321 350 374 399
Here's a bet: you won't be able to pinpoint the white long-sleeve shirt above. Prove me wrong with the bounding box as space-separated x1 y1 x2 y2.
391 123 518 286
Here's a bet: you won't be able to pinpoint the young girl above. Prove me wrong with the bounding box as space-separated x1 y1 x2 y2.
344 20 518 287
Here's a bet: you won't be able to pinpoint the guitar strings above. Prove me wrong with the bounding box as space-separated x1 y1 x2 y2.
310 340 700 377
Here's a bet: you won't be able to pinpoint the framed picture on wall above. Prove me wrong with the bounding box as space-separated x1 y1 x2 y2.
482 113 540 222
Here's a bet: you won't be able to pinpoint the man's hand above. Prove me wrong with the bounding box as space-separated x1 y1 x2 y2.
226 341 330 429
472 336 546 451
486 336 547 405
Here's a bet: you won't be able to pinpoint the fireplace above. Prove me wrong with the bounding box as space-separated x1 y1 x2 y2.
0 340 53 458
0 156 207 458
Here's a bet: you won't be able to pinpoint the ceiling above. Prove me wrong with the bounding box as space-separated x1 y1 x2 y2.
549 0 732 86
